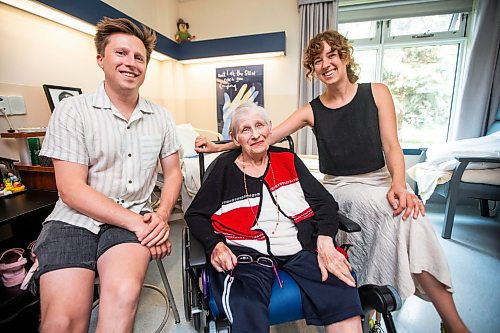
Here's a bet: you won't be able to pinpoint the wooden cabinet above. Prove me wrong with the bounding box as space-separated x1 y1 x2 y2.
14 164 56 191
1 131 56 190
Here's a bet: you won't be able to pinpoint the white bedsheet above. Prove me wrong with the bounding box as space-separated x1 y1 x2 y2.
407 132 500 202
181 153 223 197
298 154 323 182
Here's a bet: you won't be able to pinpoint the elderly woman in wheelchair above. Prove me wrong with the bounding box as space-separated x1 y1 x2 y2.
185 102 364 332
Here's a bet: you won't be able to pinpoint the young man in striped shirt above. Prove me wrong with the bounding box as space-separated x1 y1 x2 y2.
33 17 182 333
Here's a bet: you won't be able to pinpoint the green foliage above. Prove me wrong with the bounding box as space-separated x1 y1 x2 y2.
383 45 454 138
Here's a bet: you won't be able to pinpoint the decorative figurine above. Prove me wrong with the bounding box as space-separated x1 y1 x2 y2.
175 18 196 43
1 171 25 196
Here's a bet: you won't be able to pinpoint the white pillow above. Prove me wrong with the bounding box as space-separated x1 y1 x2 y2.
176 123 199 158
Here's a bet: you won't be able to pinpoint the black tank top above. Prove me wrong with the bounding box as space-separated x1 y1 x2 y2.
311 83 385 176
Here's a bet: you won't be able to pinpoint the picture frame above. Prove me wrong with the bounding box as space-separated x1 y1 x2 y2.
42 84 82 112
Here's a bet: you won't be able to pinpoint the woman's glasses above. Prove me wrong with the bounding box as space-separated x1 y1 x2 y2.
236 254 273 267
234 254 283 288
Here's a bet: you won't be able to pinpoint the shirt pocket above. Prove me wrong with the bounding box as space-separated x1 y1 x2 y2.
140 135 162 169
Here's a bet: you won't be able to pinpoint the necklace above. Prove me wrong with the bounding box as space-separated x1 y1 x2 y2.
242 155 281 235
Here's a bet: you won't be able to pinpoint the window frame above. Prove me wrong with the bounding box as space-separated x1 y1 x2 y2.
339 12 469 145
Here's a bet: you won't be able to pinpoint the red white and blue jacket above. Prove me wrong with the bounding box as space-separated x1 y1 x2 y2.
185 146 340 256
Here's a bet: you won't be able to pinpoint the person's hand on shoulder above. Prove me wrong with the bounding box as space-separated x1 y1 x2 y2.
194 136 217 153
387 185 426 220
210 242 237 273
195 136 235 153
316 235 356 287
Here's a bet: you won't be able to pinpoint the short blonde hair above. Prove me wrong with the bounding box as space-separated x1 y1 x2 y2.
94 17 157 63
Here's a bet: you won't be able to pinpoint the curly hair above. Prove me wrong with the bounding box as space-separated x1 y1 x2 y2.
94 17 157 63
303 30 359 83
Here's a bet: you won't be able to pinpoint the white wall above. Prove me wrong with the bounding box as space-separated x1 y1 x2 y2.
103 0 179 38
0 3 179 159
178 0 301 133
0 0 301 160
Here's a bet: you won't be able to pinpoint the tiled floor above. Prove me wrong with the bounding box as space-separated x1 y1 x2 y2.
89 201 500 332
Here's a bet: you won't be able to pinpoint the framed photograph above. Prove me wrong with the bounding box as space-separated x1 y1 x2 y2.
42 84 82 112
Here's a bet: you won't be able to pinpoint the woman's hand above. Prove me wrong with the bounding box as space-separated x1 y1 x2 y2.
148 239 172 260
387 185 426 220
194 136 218 153
210 242 238 273
317 235 356 287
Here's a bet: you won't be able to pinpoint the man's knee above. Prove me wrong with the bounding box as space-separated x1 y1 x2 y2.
103 278 143 309
40 311 89 333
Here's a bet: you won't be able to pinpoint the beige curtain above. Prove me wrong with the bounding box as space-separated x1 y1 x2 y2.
450 0 500 139
297 0 339 154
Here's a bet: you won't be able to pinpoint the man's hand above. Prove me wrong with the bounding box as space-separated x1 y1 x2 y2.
210 242 237 273
387 185 426 220
136 212 170 247
317 235 356 287
148 239 172 260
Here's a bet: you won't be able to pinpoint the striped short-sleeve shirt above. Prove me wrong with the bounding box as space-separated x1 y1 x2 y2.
40 81 180 234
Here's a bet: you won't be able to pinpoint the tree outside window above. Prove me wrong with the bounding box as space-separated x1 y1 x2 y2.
339 13 467 147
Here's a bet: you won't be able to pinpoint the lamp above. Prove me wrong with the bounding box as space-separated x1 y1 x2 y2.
0 107 16 133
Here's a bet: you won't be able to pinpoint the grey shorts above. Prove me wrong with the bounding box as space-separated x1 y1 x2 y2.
33 220 140 279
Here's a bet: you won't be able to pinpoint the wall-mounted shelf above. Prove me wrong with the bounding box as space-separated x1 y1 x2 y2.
1 132 46 167
1 131 46 138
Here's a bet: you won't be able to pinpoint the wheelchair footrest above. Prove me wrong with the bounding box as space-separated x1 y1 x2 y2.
359 284 401 333
359 284 402 313
207 318 231 333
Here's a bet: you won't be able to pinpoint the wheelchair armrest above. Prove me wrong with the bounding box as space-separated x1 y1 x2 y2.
186 228 207 268
338 214 361 233
211 140 233 145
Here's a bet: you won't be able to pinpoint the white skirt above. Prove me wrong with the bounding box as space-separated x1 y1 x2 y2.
323 166 453 301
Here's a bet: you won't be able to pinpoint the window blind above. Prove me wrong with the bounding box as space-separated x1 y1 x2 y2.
339 0 473 23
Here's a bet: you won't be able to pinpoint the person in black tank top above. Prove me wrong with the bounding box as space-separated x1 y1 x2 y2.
310 83 385 176
195 30 469 333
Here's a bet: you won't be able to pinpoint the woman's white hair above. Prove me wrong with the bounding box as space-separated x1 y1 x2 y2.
229 102 271 137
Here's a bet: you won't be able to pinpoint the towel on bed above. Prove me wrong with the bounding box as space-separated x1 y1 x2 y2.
407 132 500 202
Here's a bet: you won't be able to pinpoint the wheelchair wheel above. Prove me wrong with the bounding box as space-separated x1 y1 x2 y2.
193 307 201 331
182 228 192 322
183 227 203 331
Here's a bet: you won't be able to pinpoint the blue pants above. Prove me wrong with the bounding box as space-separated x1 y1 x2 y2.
210 247 363 333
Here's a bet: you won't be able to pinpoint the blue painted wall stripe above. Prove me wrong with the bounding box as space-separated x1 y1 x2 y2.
36 0 285 61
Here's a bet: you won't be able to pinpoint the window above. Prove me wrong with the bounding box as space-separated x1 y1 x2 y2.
388 14 463 37
338 12 468 147
337 21 378 41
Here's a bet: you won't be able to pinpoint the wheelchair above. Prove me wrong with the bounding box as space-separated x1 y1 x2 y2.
182 137 402 333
